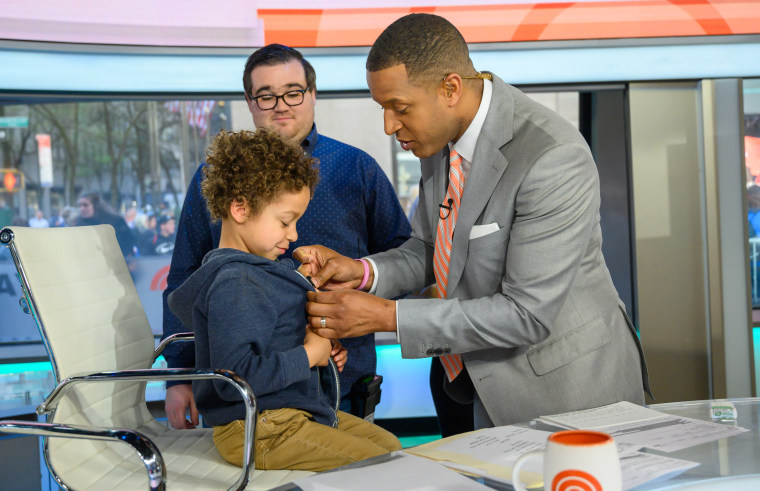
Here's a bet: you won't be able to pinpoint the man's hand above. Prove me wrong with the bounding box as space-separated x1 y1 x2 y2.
165 384 199 429
306 290 396 338
293 245 369 290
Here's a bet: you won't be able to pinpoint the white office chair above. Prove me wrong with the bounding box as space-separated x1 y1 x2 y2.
0 225 313 490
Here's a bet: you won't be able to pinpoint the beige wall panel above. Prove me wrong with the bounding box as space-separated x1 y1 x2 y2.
630 83 710 403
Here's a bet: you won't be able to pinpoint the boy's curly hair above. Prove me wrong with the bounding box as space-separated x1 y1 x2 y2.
202 129 319 220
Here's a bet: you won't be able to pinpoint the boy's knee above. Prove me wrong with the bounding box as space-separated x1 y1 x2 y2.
382 432 403 452
365 423 401 452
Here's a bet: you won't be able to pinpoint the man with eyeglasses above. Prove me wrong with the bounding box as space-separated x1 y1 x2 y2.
161 44 411 430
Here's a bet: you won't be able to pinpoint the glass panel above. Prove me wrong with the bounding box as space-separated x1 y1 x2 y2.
744 79 760 309
0 358 167 417
0 98 232 347
524 91 580 129
743 78 760 397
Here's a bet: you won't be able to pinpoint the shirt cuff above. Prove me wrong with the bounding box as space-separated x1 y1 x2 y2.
395 300 401 343
365 257 379 294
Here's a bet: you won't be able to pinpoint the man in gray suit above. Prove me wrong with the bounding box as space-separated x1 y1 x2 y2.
296 13 650 428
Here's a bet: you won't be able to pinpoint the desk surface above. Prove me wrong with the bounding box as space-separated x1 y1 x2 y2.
633 397 760 489
273 398 760 490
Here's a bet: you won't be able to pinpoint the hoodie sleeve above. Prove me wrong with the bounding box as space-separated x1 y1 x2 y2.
205 276 311 401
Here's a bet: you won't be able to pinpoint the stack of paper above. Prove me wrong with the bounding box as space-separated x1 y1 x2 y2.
406 425 550 487
537 401 749 453
537 401 665 430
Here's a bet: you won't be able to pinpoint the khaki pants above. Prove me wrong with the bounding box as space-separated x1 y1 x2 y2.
213 409 402 472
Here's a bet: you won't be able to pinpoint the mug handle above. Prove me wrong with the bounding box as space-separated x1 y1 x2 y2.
511 449 544 491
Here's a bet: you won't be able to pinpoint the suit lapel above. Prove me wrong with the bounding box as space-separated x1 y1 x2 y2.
445 76 514 294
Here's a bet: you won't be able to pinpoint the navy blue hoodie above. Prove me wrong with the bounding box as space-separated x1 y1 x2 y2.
168 248 339 427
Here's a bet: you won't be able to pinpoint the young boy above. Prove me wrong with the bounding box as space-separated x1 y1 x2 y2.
168 129 401 471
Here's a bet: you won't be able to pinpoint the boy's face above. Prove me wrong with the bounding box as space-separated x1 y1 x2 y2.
246 60 316 147
240 187 311 261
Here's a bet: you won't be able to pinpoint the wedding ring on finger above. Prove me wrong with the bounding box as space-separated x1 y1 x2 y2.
320 316 326 328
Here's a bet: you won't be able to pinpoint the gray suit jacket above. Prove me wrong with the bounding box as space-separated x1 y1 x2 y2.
371 75 650 426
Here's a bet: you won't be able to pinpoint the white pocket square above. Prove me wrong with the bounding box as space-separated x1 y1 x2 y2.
469 222 499 240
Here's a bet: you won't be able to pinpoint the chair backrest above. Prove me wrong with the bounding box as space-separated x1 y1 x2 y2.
2 225 158 478
3 225 155 381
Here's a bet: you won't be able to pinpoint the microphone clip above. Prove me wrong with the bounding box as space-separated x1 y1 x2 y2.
439 198 454 219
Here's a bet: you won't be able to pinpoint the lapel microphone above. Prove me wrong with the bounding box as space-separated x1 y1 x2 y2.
439 198 454 220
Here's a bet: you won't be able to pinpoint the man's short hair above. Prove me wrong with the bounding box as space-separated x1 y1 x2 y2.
366 13 473 86
243 44 317 100
202 129 319 220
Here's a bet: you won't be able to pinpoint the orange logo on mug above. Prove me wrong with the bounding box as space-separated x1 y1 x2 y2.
552 469 603 491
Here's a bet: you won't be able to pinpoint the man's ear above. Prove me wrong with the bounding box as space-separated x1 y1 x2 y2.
229 199 248 223
441 74 463 107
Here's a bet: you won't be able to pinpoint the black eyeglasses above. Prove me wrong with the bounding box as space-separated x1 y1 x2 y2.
249 86 309 110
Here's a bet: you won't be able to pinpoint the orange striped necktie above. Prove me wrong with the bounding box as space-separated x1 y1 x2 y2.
433 148 465 381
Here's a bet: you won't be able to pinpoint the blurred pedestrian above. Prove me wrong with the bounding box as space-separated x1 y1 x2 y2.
28 209 50 228
75 191 135 258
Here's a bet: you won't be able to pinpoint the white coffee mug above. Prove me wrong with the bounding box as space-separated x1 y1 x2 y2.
511 430 622 491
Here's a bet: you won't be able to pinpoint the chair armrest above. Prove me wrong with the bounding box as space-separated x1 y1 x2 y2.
39 368 256 491
151 332 194 364
0 420 166 491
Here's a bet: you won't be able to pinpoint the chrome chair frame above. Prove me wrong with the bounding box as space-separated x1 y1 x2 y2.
0 226 258 490
0 420 166 490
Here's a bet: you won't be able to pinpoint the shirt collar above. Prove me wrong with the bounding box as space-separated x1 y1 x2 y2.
450 78 492 163
302 124 318 154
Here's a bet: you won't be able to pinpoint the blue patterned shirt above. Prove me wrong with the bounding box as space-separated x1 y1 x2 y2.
161 125 411 397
